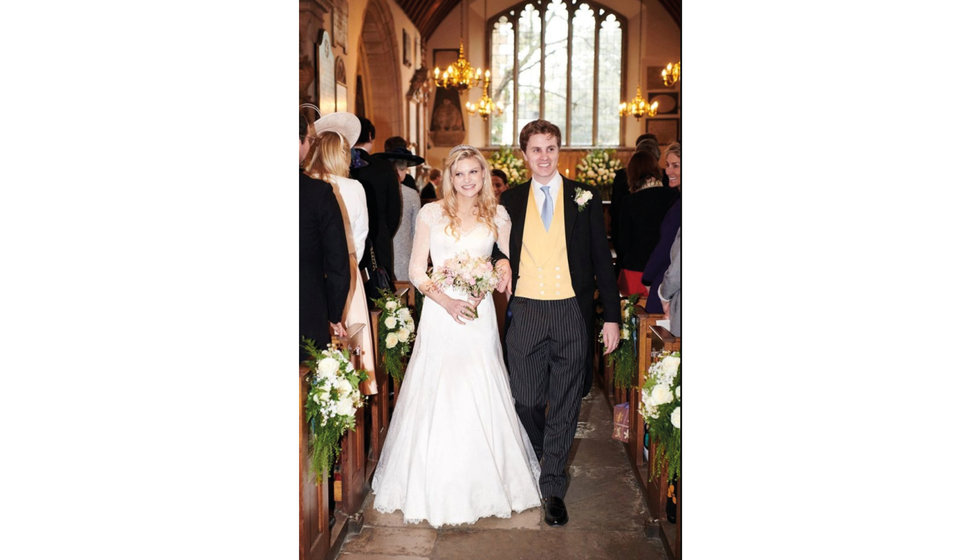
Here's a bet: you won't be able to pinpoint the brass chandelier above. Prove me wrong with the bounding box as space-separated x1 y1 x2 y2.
433 41 486 91
662 62 680 87
619 85 659 120
465 71 503 120
619 0 658 120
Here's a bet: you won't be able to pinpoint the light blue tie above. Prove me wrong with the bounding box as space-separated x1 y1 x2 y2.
540 185 553 230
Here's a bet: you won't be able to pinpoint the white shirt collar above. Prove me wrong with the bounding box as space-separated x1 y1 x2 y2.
530 173 563 215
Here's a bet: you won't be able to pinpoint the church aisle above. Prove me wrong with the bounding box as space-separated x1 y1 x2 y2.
335 384 670 559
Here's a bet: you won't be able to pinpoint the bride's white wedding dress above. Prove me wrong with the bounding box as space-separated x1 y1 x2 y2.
371 202 542 527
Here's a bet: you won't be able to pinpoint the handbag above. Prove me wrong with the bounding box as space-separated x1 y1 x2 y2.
361 242 393 299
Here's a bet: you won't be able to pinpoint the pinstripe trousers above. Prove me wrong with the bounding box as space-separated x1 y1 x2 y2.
506 296 588 499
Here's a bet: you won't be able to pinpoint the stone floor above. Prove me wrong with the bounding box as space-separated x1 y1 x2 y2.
335 385 670 560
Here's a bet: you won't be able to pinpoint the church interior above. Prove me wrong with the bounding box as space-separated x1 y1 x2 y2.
299 1 681 559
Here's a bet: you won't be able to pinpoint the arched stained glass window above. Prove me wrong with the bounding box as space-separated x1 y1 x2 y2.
489 0 624 147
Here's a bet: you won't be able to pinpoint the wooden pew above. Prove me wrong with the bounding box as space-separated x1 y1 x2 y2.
299 323 366 560
331 323 370 518
626 322 680 560
299 363 332 560
367 286 411 467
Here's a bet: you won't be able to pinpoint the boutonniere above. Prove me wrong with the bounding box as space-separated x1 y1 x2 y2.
573 187 593 212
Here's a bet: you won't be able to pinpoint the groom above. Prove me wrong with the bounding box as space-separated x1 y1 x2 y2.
495 119 621 526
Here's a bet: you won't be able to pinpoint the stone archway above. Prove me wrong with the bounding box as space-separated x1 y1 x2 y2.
358 0 403 143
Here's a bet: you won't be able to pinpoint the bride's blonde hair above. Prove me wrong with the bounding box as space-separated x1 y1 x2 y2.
440 145 498 240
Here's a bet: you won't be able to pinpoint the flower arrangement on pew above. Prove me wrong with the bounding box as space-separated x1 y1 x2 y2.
302 339 369 482
606 294 640 388
575 148 623 199
429 251 500 318
487 146 528 186
639 350 681 480
372 290 416 386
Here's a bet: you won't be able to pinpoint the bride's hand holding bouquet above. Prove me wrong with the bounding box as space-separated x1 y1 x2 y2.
424 251 500 324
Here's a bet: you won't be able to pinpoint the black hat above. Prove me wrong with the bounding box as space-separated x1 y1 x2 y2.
374 146 425 167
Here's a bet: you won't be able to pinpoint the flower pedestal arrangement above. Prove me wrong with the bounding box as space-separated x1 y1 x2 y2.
575 148 624 201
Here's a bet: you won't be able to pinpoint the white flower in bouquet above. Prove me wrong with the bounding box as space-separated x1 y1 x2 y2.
675 385 680 399
397 307 412 322
384 316 398 329
660 356 680 377
385 332 399 348
335 397 355 418
640 386 660 419
316 356 340 380
336 377 353 397
670 407 680 429
397 328 410 342
385 300 398 311
652 383 674 405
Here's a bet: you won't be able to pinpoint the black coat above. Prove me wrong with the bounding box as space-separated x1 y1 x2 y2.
350 149 402 276
299 171 351 358
617 186 680 271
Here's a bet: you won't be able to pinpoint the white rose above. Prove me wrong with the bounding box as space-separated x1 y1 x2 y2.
335 397 355 418
385 301 398 311
652 383 674 405
384 316 397 329
660 356 680 377
675 385 680 399
397 308 411 321
670 407 680 429
316 356 340 380
397 328 409 342
620 327 629 339
336 377 353 397
385 333 399 348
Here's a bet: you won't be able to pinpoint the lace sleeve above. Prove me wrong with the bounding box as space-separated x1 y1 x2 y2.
408 204 438 288
494 205 512 259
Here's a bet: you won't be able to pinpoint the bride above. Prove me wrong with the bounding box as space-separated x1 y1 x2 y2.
371 145 542 527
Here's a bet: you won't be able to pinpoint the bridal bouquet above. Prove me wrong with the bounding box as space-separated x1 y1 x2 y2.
606 294 640 388
429 251 499 317
639 350 681 479
302 339 369 481
372 291 416 385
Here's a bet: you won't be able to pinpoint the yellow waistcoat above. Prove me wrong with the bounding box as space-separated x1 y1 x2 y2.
515 188 575 300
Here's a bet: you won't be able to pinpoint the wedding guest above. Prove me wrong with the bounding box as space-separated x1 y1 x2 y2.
491 168 509 200
616 149 678 297
376 139 425 282
420 168 440 204
299 112 350 361
657 228 680 337
372 145 541 528
642 142 681 314
610 134 661 272
495 119 620 526
306 111 378 395
350 116 401 300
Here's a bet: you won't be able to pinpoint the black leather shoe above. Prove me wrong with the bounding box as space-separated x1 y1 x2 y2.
542 496 569 526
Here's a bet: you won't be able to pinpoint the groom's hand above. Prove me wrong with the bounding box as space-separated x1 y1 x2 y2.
494 259 512 297
601 322 620 355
